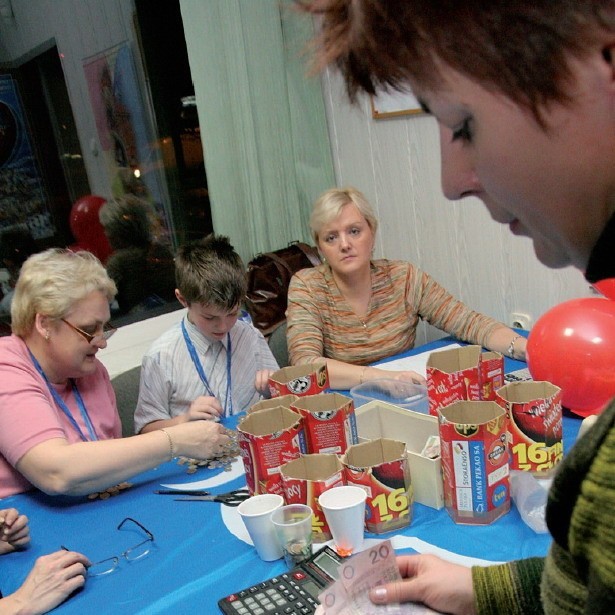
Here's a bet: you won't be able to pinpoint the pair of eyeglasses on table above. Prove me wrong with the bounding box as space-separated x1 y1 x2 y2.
62 517 154 577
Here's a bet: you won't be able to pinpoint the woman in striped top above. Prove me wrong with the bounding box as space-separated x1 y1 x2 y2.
286 187 526 390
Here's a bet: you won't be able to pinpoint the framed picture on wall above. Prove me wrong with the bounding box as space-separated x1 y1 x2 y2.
371 88 423 119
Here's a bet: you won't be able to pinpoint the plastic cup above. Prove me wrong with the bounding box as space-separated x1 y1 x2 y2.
271 504 313 569
237 494 284 561
318 486 367 556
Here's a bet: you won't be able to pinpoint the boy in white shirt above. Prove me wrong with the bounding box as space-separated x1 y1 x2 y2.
134 235 278 433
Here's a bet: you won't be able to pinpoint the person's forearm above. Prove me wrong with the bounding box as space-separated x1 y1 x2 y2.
323 359 388 390
486 326 527 361
139 415 185 434
16 431 173 496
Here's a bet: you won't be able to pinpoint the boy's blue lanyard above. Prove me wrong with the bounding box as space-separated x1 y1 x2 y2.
28 349 98 442
181 320 233 417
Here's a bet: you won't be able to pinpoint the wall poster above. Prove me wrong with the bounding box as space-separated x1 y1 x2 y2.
0 74 55 239
83 42 173 243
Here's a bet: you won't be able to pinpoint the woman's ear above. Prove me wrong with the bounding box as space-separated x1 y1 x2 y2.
34 314 51 340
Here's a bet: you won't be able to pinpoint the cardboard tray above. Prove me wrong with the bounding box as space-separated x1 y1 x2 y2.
354 400 444 510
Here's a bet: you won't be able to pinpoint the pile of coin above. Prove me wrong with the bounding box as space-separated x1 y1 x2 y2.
177 427 241 474
87 481 133 501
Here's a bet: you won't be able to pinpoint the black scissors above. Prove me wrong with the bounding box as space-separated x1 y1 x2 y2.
174 488 250 506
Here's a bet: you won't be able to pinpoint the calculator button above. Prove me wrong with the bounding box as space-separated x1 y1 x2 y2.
300 608 311 614
253 609 265 615
275 599 286 606
264 605 276 612
237 609 249 614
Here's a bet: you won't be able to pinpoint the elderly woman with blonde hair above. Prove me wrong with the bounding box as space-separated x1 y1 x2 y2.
287 186 526 390
0 248 229 498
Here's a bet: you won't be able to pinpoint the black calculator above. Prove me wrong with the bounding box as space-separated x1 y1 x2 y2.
218 546 343 615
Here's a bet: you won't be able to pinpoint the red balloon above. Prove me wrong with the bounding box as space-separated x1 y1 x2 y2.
69 195 112 263
593 278 615 300
527 297 615 417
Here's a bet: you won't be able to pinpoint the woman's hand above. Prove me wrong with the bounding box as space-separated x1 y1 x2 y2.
186 396 223 422
0 508 30 555
169 419 231 460
254 369 275 396
389 370 426 385
369 554 476 615
3 550 90 615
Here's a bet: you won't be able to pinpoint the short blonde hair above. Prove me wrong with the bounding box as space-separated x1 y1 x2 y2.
11 248 117 337
310 187 378 244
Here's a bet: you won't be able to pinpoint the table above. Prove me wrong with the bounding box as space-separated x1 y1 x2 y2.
0 338 581 614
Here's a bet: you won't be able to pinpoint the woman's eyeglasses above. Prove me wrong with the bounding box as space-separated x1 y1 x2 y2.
63 517 154 577
60 318 117 344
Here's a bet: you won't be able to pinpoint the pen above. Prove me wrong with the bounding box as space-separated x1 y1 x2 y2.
154 489 211 496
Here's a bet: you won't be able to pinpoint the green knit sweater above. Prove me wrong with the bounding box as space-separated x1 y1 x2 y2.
473 397 615 614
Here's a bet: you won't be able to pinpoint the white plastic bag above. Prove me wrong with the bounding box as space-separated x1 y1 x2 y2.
510 470 550 533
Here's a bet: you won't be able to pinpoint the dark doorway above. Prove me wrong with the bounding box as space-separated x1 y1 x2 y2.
133 0 213 246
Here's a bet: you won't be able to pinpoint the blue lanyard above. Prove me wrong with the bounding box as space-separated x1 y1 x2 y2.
181 320 233 417
28 350 98 442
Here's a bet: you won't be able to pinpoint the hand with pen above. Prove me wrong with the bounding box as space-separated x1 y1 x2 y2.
0 507 90 615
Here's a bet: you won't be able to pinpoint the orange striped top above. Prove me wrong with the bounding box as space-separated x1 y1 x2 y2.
286 260 502 366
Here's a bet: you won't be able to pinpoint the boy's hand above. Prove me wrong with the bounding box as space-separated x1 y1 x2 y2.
186 396 223 421
0 508 31 554
254 370 275 396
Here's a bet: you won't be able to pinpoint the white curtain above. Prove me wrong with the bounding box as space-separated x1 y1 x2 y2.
180 0 335 262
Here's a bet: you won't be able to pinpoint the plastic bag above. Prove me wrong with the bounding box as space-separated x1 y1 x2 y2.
510 470 550 533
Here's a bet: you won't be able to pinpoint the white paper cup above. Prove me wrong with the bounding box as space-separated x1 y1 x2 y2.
237 494 284 561
318 486 367 556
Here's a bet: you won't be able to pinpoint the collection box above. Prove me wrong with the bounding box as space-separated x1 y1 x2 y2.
427 345 504 416
343 438 412 534
290 393 358 455
269 361 329 398
496 381 563 475
280 454 345 543
354 400 443 510
438 400 510 525
237 406 307 496
248 394 298 415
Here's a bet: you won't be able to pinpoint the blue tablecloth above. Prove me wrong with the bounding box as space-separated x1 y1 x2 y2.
0 338 581 614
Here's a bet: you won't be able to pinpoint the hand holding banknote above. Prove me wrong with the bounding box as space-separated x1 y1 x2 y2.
316 540 442 615
368 553 476 615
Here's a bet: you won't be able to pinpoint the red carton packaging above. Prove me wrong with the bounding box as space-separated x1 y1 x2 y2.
438 401 510 525
237 406 307 496
280 454 345 543
269 361 329 397
427 346 504 416
342 438 412 534
248 394 298 414
495 381 563 476
290 393 358 455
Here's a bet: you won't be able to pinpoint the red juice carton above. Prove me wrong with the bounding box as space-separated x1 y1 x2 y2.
290 393 358 455
269 361 329 397
438 400 510 525
427 346 504 416
280 454 345 543
342 438 412 534
237 406 307 496
495 381 563 476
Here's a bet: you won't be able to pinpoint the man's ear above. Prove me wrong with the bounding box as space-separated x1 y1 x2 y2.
175 289 189 308
601 43 615 80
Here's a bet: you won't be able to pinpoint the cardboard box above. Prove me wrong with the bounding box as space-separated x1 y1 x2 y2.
496 381 563 475
280 454 345 543
427 345 504 416
269 361 329 397
438 400 510 525
248 394 298 414
354 400 443 510
290 393 358 455
237 406 307 496
343 438 412 534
